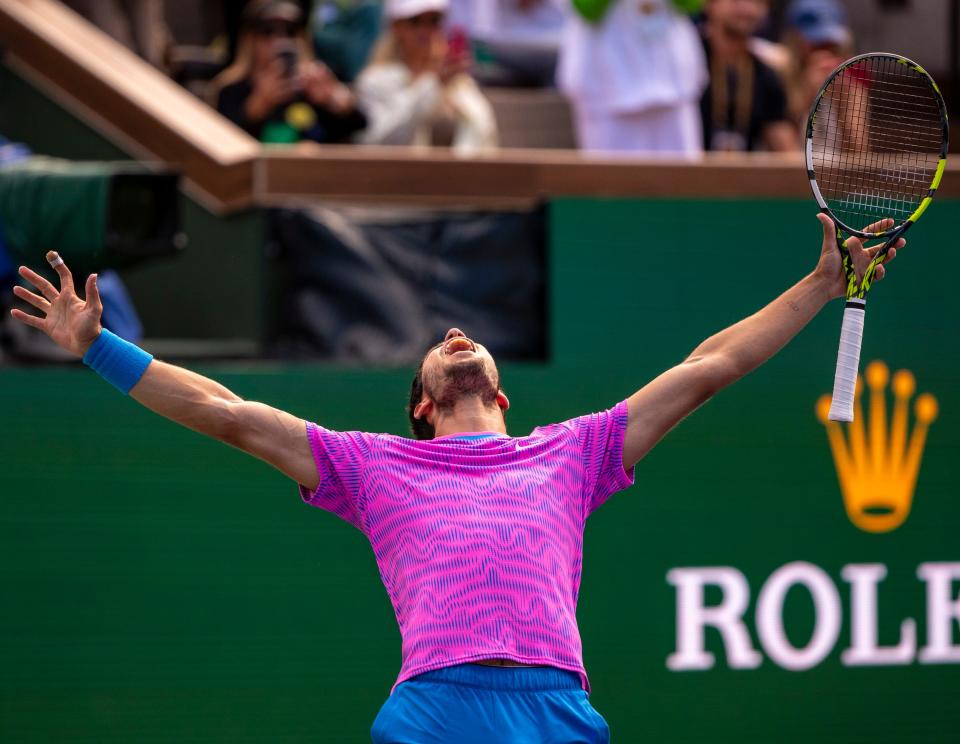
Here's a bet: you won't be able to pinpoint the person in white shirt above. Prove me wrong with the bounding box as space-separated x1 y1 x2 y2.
355 0 499 153
557 0 708 154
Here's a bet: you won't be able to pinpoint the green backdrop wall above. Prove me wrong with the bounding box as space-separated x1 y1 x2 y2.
3 196 959 742
0 62 265 345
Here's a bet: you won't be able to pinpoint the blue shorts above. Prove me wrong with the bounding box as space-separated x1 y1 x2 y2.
370 663 610 744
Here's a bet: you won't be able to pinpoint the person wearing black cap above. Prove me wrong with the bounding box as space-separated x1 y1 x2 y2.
207 0 368 145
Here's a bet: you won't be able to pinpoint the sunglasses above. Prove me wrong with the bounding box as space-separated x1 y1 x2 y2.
254 21 299 38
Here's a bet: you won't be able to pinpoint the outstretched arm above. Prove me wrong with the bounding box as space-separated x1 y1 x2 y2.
10 253 318 489
621 214 904 469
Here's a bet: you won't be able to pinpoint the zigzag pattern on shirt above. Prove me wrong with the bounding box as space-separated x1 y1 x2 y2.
298 402 634 693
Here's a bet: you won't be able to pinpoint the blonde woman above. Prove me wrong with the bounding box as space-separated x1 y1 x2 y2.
208 0 367 144
355 0 498 153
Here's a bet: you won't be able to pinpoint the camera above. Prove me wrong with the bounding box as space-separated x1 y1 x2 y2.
275 39 298 78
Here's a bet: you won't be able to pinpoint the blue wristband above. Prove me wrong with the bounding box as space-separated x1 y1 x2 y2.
82 329 154 394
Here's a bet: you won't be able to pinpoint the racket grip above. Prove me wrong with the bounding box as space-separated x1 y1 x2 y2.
828 299 866 422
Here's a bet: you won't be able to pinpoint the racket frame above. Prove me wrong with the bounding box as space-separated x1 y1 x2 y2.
805 52 949 244
803 52 949 422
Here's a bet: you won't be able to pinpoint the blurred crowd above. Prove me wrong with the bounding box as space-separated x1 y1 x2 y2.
65 0 857 155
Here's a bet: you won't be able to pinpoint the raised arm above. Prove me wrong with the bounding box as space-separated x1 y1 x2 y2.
10 253 318 490
621 214 903 469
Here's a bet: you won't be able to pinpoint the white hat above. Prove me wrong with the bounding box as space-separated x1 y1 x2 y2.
386 0 449 21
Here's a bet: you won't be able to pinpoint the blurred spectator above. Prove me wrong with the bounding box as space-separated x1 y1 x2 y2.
310 0 384 84
700 0 795 152
225 0 312 63
783 0 853 130
557 0 708 154
447 0 564 88
355 0 498 153
208 0 367 144
63 0 172 70
748 35 792 79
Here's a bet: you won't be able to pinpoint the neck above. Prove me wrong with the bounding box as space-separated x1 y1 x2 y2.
707 21 749 63
432 396 506 438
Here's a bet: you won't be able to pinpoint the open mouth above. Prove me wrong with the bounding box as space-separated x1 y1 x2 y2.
443 337 477 355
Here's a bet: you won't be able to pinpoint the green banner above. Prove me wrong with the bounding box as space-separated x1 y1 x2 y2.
1 197 957 742
0 157 109 270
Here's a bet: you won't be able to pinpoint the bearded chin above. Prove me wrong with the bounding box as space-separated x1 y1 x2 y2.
431 358 499 410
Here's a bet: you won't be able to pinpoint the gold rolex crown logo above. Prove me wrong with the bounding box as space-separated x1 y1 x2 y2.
816 361 938 533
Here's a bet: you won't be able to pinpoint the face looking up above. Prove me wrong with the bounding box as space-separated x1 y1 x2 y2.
418 328 502 411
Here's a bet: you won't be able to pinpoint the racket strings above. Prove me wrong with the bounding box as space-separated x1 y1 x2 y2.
811 56 942 233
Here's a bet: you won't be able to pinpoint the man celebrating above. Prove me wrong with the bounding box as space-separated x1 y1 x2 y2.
9 214 899 743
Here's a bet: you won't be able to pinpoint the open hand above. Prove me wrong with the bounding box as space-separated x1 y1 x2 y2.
815 213 905 299
9 252 103 357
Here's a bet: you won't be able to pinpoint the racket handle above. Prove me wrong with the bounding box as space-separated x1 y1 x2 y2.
828 299 866 422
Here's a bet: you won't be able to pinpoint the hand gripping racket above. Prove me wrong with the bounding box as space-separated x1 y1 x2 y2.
805 53 949 422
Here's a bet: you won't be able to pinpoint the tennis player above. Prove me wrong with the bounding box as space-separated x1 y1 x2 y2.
10 214 900 743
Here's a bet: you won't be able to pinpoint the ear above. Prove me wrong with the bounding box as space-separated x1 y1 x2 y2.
413 396 434 423
496 390 510 412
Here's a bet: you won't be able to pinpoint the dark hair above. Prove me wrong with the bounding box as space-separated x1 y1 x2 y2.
407 356 435 440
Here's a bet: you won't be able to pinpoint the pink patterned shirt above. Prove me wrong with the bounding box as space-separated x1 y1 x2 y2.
298 400 635 692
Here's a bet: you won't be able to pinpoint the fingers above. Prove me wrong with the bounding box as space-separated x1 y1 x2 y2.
46 251 75 294
866 238 905 259
84 273 102 313
9 307 47 331
18 266 59 301
816 212 836 243
12 285 50 313
265 57 286 80
860 217 895 234
871 246 899 282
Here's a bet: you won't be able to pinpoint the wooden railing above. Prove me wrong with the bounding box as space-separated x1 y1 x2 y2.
0 0 259 211
254 148 820 207
2 0 959 213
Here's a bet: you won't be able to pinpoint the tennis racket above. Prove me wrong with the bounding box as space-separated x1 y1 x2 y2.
806 53 949 422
